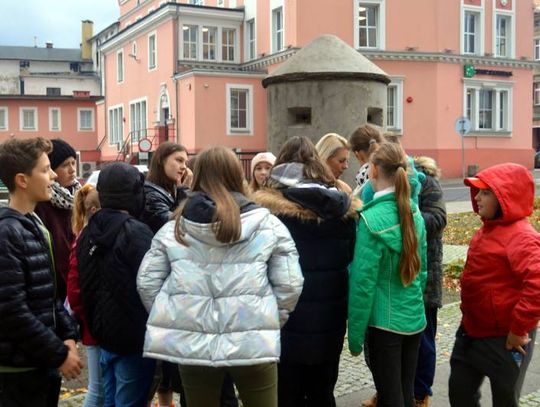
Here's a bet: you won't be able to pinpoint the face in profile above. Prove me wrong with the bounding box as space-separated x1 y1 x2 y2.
475 189 501 219
164 150 188 185
26 152 57 202
327 148 349 179
54 157 77 187
253 162 273 187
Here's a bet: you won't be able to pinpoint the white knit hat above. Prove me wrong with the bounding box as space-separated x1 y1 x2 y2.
250 152 276 175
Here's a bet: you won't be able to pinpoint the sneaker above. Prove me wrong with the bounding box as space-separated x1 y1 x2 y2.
361 393 377 407
415 396 429 407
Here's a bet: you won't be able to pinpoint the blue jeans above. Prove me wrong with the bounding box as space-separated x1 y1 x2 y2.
100 349 155 407
84 346 105 407
414 306 438 399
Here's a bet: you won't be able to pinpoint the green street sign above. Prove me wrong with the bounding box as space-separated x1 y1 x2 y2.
464 64 476 78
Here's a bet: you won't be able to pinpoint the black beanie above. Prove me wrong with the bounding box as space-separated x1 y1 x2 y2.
49 139 77 170
97 162 145 217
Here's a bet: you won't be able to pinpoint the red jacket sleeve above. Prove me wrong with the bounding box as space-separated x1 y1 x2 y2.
66 237 84 321
508 231 540 336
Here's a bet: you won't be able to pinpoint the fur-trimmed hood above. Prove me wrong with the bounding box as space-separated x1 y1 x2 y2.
252 187 359 222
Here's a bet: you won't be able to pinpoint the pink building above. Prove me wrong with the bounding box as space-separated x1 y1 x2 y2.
0 22 103 172
97 0 536 177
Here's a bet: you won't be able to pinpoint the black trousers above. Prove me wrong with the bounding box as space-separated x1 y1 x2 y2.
367 327 422 407
0 368 61 407
449 326 537 407
278 359 340 407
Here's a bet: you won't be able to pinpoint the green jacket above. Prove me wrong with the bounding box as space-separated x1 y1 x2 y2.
348 192 427 354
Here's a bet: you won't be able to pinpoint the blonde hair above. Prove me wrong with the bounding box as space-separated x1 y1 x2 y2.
315 133 349 163
71 184 100 235
414 156 441 179
371 142 420 286
175 146 245 245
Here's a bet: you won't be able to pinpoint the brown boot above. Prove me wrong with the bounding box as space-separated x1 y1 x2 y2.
415 396 429 407
361 393 377 407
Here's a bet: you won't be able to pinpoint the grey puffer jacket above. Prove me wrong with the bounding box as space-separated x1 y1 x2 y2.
137 192 304 367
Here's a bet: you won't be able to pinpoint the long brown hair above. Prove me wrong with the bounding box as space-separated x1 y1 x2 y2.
146 142 187 195
71 184 100 235
349 124 383 153
274 136 335 186
371 142 420 286
175 146 245 244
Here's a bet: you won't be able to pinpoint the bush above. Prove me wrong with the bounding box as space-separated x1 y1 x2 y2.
443 259 465 292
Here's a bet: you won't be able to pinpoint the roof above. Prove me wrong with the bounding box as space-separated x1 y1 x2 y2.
0 46 87 62
262 35 390 88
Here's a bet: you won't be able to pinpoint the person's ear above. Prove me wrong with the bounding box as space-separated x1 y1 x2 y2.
14 173 28 190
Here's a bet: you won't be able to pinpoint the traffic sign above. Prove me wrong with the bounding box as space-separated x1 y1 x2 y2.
138 138 152 152
455 116 472 136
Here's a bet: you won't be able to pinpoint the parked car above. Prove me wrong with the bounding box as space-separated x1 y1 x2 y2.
85 164 148 186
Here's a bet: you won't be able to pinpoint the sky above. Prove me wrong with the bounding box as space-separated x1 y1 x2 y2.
0 0 120 49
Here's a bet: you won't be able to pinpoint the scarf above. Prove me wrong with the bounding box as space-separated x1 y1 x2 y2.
50 180 81 210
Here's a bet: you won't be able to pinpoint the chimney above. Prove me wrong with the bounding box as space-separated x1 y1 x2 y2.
81 20 94 60
46 41 53 48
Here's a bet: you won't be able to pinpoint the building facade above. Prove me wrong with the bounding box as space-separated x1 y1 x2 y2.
96 0 535 177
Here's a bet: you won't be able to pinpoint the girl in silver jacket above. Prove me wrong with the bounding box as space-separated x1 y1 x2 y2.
137 146 304 407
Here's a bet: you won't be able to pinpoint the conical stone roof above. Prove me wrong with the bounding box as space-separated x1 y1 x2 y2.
262 34 390 88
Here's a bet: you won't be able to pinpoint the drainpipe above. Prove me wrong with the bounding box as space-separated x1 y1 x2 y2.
173 8 180 144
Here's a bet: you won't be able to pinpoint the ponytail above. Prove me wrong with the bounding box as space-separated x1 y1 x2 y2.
71 184 99 235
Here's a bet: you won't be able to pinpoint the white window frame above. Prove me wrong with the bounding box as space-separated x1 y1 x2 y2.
226 84 253 136
353 0 386 50
386 78 403 133
534 38 540 61
182 24 198 60
0 107 8 131
49 107 61 132
534 83 540 106
463 79 513 134
492 1 515 59
245 19 256 61
461 3 484 56
222 27 236 62
129 97 148 141
148 32 157 70
108 104 124 147
188 0 204 5
78 108 95 132
271 6 284 53
117 49 124 83
19 107 37 131
202 26 218 61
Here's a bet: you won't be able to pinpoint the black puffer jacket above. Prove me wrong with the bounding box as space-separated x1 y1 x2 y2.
0 207 77 368
77 208 153 355
253 187 357 364
140 181 188 234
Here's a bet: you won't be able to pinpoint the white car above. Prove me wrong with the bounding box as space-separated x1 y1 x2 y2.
85 164 148 186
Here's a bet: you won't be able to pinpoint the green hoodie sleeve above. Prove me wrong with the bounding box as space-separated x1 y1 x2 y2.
348 216 382 355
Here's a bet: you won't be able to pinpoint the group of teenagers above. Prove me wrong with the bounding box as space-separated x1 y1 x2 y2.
0 123 539 407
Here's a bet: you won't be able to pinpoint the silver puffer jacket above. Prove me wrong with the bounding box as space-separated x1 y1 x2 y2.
137 207 304 367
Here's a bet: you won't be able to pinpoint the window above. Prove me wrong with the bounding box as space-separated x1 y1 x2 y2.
246 19 256 60
20 107 37 131
217 0 224 6
19 60 30 68
129 99 147 141
183 25 198 59
534 83 540 106
46 87 61 96
355 1 385 49
49 108 61 131
202 26 217 60
462 8 483 55
78 109 94 131
386 79 403 131
495 14 511 58
188 0 204 4
222 28 236 61
464 82 512 133
148 33 157 69
535 38 540 61
117 50 124 83
0 107 8 131
272 7 284 53
226 84 253 134
108 106 124 146
70 62 80 72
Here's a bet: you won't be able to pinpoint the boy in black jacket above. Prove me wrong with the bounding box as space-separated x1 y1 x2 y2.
77 162 155 407
0 137 82 407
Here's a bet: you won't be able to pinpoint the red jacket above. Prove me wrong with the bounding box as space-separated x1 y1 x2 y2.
460 163 540 338
67 235 97 346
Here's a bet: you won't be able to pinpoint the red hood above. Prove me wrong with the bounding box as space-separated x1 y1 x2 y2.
467 163 534 223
